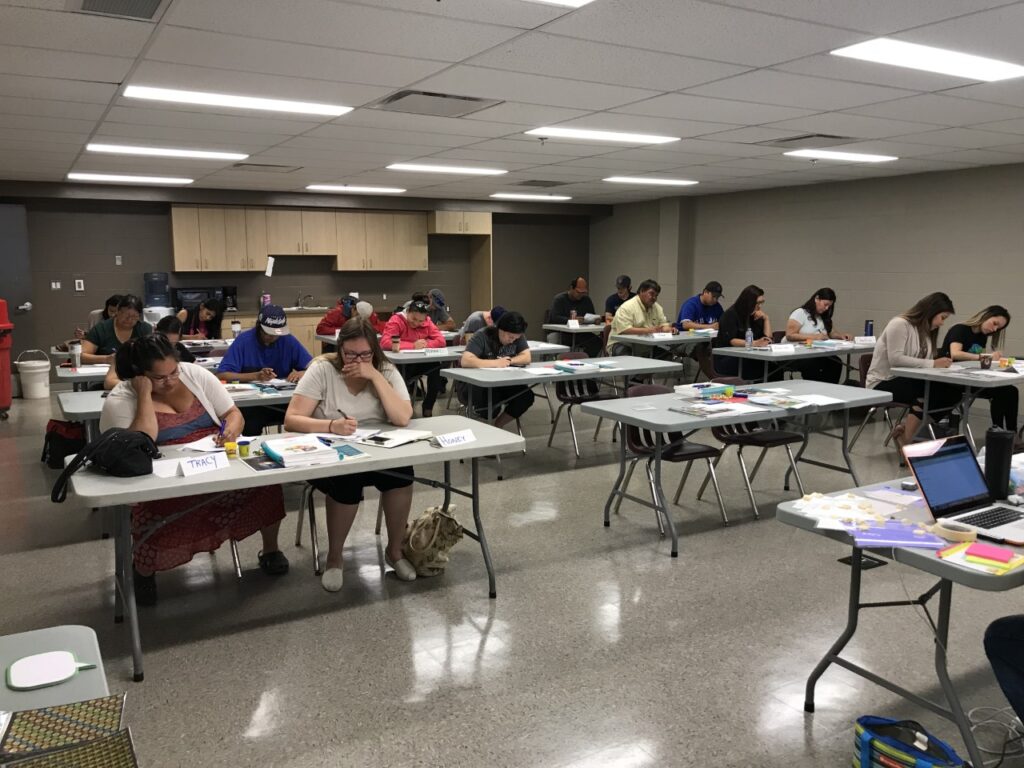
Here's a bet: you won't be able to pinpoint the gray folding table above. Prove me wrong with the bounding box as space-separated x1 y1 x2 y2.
0 625 109 711
713 342 875 382
542 322 605 352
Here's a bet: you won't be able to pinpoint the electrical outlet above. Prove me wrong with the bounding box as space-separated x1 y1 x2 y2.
382 293 387 301
114 254 122 266
50 280 61 290
74 279 85 292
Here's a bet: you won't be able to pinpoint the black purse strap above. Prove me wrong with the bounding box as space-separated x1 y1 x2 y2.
50 429 119 503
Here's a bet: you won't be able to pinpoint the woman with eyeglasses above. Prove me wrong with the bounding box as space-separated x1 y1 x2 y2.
99 335 288 606
712 284 777 379
80 294 152 365
284 318 417 592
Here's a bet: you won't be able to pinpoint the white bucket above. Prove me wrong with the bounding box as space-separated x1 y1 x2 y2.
15 350 51 399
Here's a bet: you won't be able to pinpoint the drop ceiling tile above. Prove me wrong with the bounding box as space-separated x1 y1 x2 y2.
304 123 485 149
93 123 288 150
127 61 391 109
338 110 519 140
551 113 738 139
0 45 132 82
592 147 737 165
947 81 1024 110
972 118 1024 136
467 32 750 91
0 138 87 154
465 137 613 158
426 147 581 165
712 0 1010 34
670 165 779 180
846 94 1024 127
888 127 1024 148
0 1 63 9
0 96 106 121
775 54 980 92
889 3 1024 65
355 0 570 28
656 138 781 158
0 127 89 144
612 92 817 125
764 112 939 139
70 156 239 175
463 102 592 126
0 113 96 134
557 157 679 172
104 106 321 136
699 126 805 144
147 27 449 88
913 148 1023 165
541 0 859 67
980 142 1024 155
0 74 117 104
412 65 662 111
0 5 152 56
685 70 916 111
821 139 954 158
711 157 816 172
166 0 519 62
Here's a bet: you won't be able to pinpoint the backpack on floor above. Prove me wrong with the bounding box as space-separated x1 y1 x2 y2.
402 505 463 577
40 419 86 470
854 716 964 767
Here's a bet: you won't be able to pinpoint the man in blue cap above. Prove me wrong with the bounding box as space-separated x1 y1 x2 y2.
217 304 312 435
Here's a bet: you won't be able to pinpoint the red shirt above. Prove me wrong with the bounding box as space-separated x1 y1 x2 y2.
380 313 446 349
316 303 385 336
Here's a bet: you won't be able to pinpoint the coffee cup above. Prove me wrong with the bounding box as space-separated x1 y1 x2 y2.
391 335 400 353
69 341 81 368
230 320 241 338
980 353 992 369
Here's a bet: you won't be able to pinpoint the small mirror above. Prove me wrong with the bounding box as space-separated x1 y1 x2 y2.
6 651 95 691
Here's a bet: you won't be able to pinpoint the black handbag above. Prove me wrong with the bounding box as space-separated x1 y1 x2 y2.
51 428 161 503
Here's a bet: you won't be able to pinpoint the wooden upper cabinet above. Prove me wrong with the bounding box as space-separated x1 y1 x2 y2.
244 209 267 271
171 206 202 272
301 210 337 254
265 209 303 255
393 212 428 270
363 212 393 271
197 208 228 271
335 212 367 271
223 208 248 271
427 210 491 235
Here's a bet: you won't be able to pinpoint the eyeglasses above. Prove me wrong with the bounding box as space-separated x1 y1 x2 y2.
341 350 373 361
146 366 180 384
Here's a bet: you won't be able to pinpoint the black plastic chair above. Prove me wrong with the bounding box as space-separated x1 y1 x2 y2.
849 353 912 450
548 352 617 457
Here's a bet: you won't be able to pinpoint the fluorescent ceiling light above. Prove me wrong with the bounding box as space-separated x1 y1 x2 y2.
490 193 572 201
522 0 596 7
386 163 507 176
67 172 193 185
604 176 699 186
123 85 352 116
525 126 679 144
87 143 247 161
784 148 897 163
306 184 406 194
831 38 1024 82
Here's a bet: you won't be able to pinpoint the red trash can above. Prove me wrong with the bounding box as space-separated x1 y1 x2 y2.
0 299 13 419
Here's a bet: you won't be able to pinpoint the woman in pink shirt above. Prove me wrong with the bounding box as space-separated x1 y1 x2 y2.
380 299 446 416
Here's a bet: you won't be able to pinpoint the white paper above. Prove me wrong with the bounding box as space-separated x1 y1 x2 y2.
721 402 771 414
521 367 562 376
180 451 230 476
264 255 275 276
181 435 224 452
435 429 476 448
566 319 580 328
814 518 848 531
796 394 844 406
315 428 380 442
151 457 181 478
583 313 602 324
864 488 923 505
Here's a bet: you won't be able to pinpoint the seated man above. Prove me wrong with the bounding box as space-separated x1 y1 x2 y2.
549 277 602 356
460 311 534 428
217 304 312 435
607 279 677 356
604 275 634 321
458 305 506 344
675 280 724 380
381 298 447 417
317 297 386 340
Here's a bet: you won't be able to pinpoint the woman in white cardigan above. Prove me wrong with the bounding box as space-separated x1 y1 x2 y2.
866 292 961 446
101 335 287 605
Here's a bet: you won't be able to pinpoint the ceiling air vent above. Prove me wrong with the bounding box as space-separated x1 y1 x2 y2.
370 90 503 118
67 0 168 20
231 163 302 174
754 133 854 149
514 180 569 188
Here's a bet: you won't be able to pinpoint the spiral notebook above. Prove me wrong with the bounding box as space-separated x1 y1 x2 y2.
0 693 125 760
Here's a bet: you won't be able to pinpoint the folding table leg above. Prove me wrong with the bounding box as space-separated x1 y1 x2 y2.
805 547 863 712
471 458 496 598
604 423 628 524
117 504 145 682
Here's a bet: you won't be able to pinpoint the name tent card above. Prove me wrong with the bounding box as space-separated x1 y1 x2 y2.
566 319 580 329
180 451 230 477
434 430 476 448
650 332 674 339
855 335 876 344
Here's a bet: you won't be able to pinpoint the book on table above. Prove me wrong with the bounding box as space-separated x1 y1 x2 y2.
553 360 598 373
261 435 339 467
223 383 261 399
352 429 433 449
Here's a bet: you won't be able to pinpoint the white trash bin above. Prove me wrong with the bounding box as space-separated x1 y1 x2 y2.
15 350 51 399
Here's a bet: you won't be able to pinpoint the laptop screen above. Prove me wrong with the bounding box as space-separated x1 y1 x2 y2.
906 436 991 518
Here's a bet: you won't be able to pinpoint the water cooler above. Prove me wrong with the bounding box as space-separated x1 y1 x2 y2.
143 272 172 325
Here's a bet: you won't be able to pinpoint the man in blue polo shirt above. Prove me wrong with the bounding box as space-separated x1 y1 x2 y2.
218 304 312 435
675 281 724 380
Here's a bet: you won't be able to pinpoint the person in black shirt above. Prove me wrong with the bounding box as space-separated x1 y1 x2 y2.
461 311 534 427
712 284 778 380
604 275 635 320
549 277 601 356
940 305 1017 431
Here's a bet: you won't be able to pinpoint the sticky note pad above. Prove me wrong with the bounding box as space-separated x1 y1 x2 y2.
966 541 1015 563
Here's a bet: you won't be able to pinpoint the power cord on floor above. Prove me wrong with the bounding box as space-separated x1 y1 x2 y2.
967 706 1024 767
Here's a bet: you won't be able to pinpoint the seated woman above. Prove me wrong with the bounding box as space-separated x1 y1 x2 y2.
81 294 152 366
99 336 288 605
785 287 852 383
176 298 225 341
381 298 447 417
940 305 1017 431
103 315 195 390
284 318 417 592
711 284 777 380
461 311 534 428
71 294 121 342
866 292 961 446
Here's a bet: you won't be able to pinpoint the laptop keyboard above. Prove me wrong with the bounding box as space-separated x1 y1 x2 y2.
956 506 1024 530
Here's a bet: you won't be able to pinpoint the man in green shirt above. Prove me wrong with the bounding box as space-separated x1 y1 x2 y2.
607 279 677 355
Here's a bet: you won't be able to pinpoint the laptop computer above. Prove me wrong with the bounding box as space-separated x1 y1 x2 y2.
903 435 1024 544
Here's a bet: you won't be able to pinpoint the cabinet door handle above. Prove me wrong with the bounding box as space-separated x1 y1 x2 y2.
297 241 301 253
203 259 209 268
195 258 200 269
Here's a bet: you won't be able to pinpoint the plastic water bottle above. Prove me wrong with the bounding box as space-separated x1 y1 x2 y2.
864 319 874 336
744 327 753 349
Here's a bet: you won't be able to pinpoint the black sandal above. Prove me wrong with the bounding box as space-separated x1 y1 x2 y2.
258 550 289 576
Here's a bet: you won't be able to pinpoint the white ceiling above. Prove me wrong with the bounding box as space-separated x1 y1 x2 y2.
3 0 1024 203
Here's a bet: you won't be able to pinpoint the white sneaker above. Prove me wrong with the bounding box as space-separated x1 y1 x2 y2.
385 555 417 582
321 567 344 592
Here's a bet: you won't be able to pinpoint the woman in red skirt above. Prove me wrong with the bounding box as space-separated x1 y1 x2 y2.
100 335 287 605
